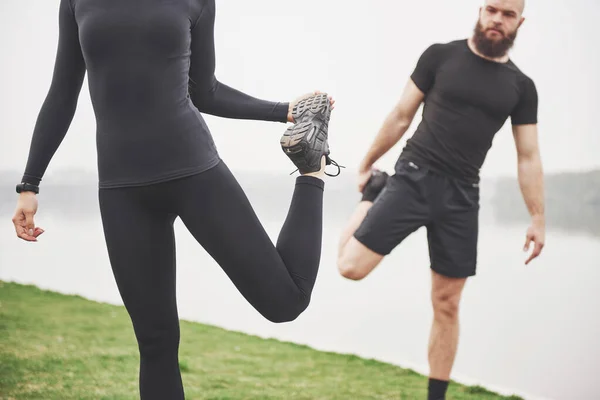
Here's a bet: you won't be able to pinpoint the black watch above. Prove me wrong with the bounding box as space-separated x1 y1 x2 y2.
16 182 39 194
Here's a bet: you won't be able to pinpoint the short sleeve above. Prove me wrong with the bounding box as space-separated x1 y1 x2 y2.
511 76 538 125
410 43 443 94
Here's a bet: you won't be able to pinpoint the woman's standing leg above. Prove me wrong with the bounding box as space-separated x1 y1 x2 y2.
99 186 183 400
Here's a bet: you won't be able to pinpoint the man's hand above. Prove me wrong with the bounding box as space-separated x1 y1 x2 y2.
523 216 545 265
355 79 424 182
358 165 374 193
288 90 335 123
12 192 44 242
512 123 545 266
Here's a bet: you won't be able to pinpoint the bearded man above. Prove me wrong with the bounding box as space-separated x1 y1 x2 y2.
336 1 544 398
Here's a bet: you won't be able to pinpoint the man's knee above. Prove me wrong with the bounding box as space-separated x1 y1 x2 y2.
337 248 378 281
338 238 384 281
337 257 369 281
431 271 467 322
432 292 461 321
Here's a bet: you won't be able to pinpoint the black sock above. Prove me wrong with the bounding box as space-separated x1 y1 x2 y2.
428 378 449 400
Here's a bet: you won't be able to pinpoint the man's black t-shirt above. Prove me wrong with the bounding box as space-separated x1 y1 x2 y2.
398 39 538 183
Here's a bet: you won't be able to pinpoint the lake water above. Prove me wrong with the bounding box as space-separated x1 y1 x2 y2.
1 192 599 400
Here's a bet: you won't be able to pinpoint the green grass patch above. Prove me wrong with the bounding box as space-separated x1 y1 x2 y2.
0 281 523 399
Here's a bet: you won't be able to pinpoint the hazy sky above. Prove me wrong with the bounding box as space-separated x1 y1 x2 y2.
1 0 598 183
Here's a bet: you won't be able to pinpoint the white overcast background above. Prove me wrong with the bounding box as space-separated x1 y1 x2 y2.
0 0 598 181
1 3 600 399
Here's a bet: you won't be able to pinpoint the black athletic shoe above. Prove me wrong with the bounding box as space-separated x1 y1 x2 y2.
361 170 389 202
280 93 343 176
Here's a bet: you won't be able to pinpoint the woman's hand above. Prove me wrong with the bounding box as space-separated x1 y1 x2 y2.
12 192 44 242
287 90 335 123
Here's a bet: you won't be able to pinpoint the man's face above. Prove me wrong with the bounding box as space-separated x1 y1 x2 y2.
473 0 525 58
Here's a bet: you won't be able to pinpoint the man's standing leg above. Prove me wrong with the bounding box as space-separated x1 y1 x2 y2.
427 271 467 400
425 172 479 399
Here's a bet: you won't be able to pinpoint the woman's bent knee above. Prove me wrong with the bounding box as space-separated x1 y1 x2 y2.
260 295 311 323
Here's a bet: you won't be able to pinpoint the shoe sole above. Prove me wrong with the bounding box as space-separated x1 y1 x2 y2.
280 94 331 173
291 93 331 124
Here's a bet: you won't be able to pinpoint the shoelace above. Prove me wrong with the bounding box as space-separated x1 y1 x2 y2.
324 156 345 177
288 156 345 177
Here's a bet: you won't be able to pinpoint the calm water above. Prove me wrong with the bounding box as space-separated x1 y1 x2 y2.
1 197 599 400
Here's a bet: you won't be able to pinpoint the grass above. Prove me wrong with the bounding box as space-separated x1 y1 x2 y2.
0 281 523 399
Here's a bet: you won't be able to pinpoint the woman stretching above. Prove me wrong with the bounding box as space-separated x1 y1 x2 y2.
11 0 337 398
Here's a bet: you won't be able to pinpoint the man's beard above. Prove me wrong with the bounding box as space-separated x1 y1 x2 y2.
472 20 517 58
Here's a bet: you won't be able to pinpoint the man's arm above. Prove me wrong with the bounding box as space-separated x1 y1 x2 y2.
359 79 424 173
513 123 545 264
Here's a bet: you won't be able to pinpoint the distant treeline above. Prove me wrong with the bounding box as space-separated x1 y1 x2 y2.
492 169 600 236
2 169 599 237
0 169 362 220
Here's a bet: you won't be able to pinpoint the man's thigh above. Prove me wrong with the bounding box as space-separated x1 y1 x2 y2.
427 177 479 279
349 165 431 275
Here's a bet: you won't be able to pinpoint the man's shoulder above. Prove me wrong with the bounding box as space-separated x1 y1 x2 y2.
505 59 536 88
445 38 469 49
419 38 468 62
426 38 467 52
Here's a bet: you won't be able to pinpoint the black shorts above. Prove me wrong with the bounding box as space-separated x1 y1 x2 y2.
354 159 480 278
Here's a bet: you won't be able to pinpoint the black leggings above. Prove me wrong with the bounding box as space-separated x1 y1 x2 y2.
98 160 324 399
